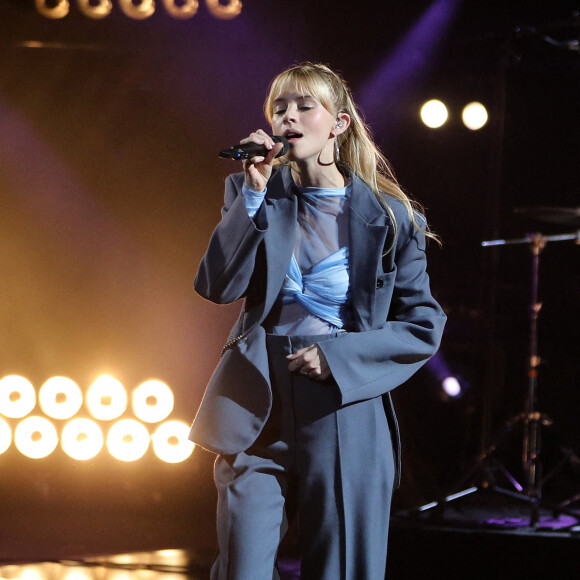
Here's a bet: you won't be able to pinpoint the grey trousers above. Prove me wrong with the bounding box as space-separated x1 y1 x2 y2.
211 333 395 580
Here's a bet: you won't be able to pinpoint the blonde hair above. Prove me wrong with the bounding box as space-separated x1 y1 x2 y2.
264 62 440 246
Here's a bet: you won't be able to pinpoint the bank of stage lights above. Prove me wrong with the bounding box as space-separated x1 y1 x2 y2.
0 375 195 463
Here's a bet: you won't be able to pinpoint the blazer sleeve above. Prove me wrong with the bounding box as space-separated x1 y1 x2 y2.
318 211 446 406
194 173 269 304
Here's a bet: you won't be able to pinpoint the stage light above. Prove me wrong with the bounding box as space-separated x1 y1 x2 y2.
0 417 12 454
420 99 448 128
86 375 128 421
462 101 488 130
442 376 462 398
151 421 195 463
107 419 150 461
14 416 58 459
206 0 242 20
39 376 83 420
61 418 104 460
425 352 471 401
0 375 36 418
132 379 174 424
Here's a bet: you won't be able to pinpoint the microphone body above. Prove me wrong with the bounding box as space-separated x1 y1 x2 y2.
219 136 290 160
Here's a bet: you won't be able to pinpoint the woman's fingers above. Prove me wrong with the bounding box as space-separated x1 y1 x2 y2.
287 345 331 381
242 131 283 191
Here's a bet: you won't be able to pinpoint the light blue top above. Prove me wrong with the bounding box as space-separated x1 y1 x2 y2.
242 182 352 335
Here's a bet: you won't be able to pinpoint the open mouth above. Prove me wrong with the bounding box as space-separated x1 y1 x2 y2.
284 130 303 142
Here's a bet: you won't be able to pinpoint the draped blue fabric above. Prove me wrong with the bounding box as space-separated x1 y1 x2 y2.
280 247 349 329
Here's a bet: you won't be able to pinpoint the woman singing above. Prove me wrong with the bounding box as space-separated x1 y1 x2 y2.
190 62 446 579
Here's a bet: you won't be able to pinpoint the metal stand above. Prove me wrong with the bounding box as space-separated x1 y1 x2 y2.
416 231 579 526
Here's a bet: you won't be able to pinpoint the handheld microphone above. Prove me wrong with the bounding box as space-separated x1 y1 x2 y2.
219 136 290 160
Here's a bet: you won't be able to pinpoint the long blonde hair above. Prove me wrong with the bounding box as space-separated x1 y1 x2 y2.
264 62 439 246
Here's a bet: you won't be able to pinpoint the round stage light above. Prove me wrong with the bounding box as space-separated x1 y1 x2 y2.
442 376 462 398
420 99 449 128
132 379 174 424
61 418 104 460
106 419 150 461
206 0 242 20
151 421 195 463
462 101 488 130
39 376 83 420
86 375 127 421
0 375 36 418
0 417 12 454
14 416 59 459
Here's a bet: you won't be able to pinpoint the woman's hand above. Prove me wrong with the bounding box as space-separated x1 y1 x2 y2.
242 129 285 192
287 344 332 381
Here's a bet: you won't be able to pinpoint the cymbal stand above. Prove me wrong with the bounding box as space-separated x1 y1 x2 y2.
416 231 579 526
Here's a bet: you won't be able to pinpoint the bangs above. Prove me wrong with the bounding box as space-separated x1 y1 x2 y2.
264 66 337 121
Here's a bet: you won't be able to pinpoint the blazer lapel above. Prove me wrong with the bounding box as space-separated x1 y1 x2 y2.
348 176 392 331
261 167 298 324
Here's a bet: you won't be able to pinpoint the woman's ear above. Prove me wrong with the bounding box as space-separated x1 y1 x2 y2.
333 112 351 136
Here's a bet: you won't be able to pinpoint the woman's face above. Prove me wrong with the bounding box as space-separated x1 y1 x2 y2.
270 83 338 165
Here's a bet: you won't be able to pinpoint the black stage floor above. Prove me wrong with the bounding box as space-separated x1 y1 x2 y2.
2 499 579 580
1 451 579 579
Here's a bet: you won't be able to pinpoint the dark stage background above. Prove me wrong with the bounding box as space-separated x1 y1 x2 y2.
0 0 579 559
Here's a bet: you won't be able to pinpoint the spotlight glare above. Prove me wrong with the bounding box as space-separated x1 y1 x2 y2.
63 569 93 580
0 375 36 418
462 101 488 130
420 99 448 128
62 418 104 460
152 421 195 463
132 379 174 423
39 376 83 420
86 375 128 421
442 376 462 398
107 419 150 461
15 416 59 459
0 417 12 454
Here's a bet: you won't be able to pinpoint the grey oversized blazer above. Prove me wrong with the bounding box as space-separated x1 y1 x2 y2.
190 165 446 484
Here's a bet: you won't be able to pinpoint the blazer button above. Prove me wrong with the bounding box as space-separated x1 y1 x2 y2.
376 279 384 289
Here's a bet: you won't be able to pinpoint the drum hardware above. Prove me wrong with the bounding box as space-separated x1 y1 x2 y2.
415 229 579 527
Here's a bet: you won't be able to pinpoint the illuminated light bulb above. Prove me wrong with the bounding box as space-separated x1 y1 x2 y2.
0 417 12 454
442 376 462 398
151 421 195 464
86 375 127 421
39 376 83 420
462 101 488 130
132 380 174 423
107 419 150 461
0 375 36 418
420 99 449 129
61 418 104 460
14 416 58 459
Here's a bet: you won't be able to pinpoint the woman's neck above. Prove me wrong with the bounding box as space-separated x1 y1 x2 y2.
291 163 347 189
